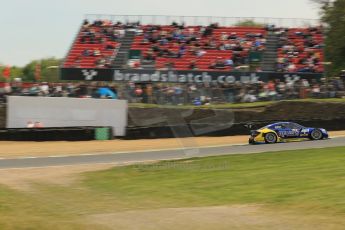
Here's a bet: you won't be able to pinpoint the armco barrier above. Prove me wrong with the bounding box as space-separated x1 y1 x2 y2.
0 127 113 141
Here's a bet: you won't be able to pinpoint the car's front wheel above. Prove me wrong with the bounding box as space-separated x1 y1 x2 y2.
309 129 323 140
265 132 278 144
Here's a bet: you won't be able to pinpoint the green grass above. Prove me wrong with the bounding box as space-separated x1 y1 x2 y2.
1 146 345 228
85 146 345 210
128 98 345 109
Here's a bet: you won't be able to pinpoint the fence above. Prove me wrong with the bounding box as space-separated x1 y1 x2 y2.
85 14 321 28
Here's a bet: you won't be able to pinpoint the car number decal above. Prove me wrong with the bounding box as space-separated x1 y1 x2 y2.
300 129 310 137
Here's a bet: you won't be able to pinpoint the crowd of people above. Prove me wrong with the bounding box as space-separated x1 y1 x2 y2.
139 22 266 70
71 20 139 68
67 19 326 74
0 82 118 102
121 77 345 105
1 77 344 105
272 26 324 73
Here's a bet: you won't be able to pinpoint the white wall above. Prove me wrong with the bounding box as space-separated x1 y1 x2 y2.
7 96 128 136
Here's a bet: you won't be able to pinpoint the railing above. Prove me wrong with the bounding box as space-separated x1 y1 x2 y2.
84 14 321 28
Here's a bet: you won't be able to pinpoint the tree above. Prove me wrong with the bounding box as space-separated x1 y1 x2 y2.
234 20 264 28
10 66 23 79
22 57 62 82
0 65 23 81
22 60 39 81
314 0 345 75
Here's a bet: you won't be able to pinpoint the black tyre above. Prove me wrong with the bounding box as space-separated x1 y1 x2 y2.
265 132 278 144
309 129 323 140
249 138 255 145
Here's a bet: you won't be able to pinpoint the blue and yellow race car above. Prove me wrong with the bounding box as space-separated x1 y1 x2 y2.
249 122 329 144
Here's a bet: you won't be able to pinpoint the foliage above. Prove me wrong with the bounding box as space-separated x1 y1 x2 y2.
234 19 264 27
22 57 62 82
1 57 62 82
315 0 345 75
0 66 23 82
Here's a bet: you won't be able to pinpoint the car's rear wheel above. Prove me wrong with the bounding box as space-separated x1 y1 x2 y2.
265 132 277 144
310 129 323 140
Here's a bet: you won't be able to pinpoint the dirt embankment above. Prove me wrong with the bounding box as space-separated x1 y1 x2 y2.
254 101 345 122
128 101 345 127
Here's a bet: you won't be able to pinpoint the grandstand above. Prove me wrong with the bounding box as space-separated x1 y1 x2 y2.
130 25 266 71
62 15 324 78
64 20 120 68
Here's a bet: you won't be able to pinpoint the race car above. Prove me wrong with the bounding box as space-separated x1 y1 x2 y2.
248 122 329 144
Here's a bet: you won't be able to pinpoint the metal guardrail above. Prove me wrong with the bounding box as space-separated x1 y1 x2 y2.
84 14 321 28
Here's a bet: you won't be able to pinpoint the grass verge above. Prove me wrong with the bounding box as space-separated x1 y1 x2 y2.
129 98 345 109
1 146 345 229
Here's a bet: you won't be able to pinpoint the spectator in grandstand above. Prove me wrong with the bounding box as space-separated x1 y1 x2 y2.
217 42 226 51
98 87 117 99
238 87 258 103
173 85 184 105
215 31 224 40
224 57 234 66
82 49 91 56
165 49 178 58
275 79 286 98
165 62 175 70
82 19 90 27
277 27 324 73
144 50 155 61
134 86 143 103
40 83 49 96
202 26 214 37
232 53 245 65
287 63 297 72
209 58 226 69
196 49 206 57
311 80 321 98
2 76 345 105
188 60 198 70
204 38 217 49
105 43 115 50
177 44 187 58
95 58 106 68
72 56 82 68
93 49 101 56
228 32 238 40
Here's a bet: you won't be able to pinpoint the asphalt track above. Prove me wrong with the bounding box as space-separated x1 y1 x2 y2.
0 137 345 169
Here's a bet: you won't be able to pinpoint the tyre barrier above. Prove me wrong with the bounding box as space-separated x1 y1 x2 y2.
0 127 113 141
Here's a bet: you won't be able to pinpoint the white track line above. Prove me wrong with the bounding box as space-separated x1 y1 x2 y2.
0 158 184 170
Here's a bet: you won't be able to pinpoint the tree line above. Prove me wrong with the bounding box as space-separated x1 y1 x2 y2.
0 58 62 82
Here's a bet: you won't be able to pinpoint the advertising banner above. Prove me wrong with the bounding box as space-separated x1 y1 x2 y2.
60 68 323 84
